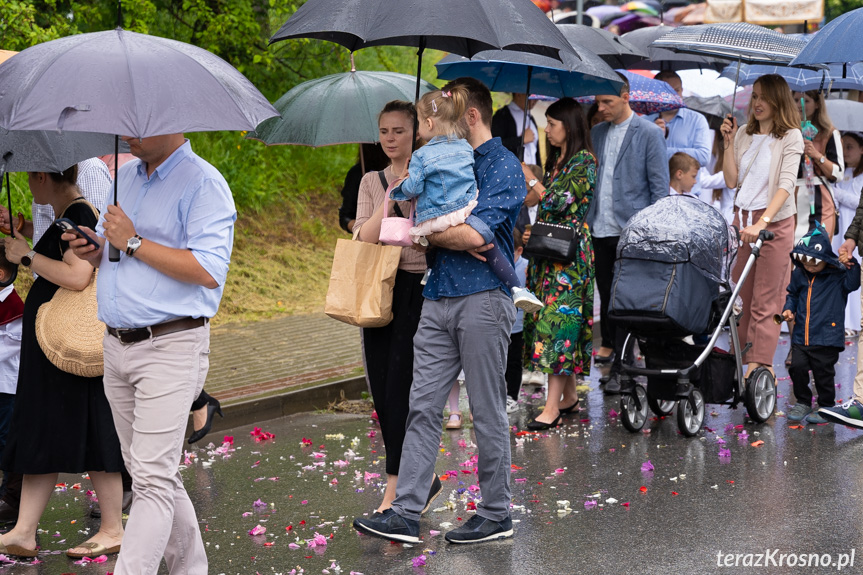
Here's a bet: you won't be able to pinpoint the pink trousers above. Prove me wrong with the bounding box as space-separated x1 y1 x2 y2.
732 209 794 366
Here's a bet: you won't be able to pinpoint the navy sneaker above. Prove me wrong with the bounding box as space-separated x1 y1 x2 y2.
444 514 513 544
421 474 443 515
818 400 863 430
353 508 419 543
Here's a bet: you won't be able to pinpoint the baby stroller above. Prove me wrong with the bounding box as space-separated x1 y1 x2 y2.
607 195 777 436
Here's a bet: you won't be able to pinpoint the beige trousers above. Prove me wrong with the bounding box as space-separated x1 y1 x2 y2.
103 325 210 575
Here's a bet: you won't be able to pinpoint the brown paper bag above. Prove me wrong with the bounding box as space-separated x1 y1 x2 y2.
325 238 402 327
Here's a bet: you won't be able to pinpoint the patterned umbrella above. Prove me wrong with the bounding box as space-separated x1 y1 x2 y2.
649 22 808 64
576 69 684 114
620 25 725 72
719 62 863 92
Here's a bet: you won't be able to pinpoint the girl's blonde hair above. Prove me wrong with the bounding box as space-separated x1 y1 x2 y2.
416 86 470 139
745 74 800 139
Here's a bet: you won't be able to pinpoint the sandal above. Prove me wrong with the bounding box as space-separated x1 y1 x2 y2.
0 537 37 558
445 412 463 430
559 399 580 414
66 540 121 559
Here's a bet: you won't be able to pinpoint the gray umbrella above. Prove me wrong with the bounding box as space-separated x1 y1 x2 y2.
556 24 647 69
0 27 279 262
0 28 278 138
620 25 726 71
0 129 128 173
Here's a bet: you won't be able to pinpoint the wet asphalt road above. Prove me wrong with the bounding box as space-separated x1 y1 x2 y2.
5 334 863 575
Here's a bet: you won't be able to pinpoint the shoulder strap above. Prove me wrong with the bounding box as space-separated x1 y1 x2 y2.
377 170 388 191
62 197 100 220
736 136 769 190
378 170 406 218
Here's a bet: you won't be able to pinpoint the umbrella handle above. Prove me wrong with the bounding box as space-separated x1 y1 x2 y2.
0 215 24 237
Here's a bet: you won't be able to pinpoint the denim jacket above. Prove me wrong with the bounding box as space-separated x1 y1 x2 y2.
390 136 477 224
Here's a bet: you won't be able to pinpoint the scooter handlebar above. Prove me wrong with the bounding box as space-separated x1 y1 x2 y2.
758 229 775 242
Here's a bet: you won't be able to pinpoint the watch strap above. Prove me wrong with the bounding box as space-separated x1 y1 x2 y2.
126 235 143 257
21 250 36 267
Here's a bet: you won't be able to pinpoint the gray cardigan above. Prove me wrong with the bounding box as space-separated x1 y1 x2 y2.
587 113 669 233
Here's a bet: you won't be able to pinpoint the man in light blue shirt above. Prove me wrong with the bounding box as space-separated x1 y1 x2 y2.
646 71 712 167
68 133 235 575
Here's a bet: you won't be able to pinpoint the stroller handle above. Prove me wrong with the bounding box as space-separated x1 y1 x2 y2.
758 229 775 242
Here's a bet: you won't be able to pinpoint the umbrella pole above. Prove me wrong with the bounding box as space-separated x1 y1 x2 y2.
2 170 16 287
108 135 121 262
730 57 741 116
412 37 426 153
359 144 365 174
519 67 534 162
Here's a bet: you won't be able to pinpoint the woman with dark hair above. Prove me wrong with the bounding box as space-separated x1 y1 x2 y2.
353 100 440 513
0 166 124 558
520 98 597 430
792 89 844 239
720 74 803 379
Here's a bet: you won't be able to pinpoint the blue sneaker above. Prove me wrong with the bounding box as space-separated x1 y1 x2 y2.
444 514 513 544
805 410 828 424
818 400 863 430
353 508 419 543
787 403 812 422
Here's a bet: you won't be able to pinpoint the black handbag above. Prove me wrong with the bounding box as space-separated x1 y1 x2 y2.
523 221 578 263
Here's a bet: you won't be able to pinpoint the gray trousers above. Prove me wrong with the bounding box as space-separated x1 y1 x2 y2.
390 289 515 522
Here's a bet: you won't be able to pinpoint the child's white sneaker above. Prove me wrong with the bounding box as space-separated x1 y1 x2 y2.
512 287 544 313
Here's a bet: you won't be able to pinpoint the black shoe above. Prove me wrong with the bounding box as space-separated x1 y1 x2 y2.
0 501 18 525
353 508 420 543
594 352 614 364
90 490 133 519
526 414 562 431
559 399 580 414
785 347 793 367
603 372 621 395
445 514 513 544
421 474 443 515
188 396 224 444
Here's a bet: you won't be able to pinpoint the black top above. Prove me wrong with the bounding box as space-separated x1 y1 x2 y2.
492 104 541 165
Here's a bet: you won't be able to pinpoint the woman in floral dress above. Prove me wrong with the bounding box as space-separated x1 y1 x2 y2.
520 98 596 430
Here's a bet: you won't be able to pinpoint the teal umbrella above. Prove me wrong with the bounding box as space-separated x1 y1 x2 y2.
248 63 436 148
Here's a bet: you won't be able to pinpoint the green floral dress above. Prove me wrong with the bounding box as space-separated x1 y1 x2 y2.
523 149 596 376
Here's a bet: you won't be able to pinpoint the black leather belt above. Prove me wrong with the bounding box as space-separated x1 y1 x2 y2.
106 317 207 345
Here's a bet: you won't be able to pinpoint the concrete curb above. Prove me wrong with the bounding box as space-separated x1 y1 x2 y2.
185 375 368 441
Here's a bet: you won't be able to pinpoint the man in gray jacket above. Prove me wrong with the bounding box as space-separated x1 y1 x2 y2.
589 73 669 393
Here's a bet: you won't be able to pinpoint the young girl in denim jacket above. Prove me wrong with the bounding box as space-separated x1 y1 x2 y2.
390 87 543 313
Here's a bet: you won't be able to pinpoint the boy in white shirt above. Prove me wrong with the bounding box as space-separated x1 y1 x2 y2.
670 152 700 198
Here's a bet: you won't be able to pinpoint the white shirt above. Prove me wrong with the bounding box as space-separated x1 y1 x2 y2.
735 134 774 212
0 286 22 395
507 102 539 166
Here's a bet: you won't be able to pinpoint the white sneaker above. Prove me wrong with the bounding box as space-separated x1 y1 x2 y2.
527 371 545 387
512 287 544 313
505 396 519 413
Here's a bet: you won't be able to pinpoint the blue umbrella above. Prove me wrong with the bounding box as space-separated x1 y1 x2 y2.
435 48 623 159
434 50 623 99
790 7 863 68
719 61 863 92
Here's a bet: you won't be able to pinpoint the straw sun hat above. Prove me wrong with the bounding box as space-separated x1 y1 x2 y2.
35 271 104 378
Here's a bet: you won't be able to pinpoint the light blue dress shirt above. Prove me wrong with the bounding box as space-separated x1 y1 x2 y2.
96 140 236 328
593 112 633 238
645 108 712 167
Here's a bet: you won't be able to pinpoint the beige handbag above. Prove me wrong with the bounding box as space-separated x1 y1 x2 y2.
34 198 105 377
324 238 401 328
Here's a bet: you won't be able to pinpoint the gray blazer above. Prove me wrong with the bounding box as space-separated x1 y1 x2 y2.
588 113 670 233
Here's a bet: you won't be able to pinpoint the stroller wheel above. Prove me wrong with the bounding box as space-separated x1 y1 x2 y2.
620 385 648 432
647 394 675 417
744 367 776 423
676 388 704 437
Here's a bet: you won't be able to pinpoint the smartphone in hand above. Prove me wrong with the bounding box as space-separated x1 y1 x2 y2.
53 218 100 249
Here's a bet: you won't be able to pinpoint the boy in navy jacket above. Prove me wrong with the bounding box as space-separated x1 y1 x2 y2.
782 223 860 424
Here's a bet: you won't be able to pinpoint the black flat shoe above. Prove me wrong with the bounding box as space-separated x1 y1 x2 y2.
594 353 614 364
559 400 580 414
526 414 562 431
188 396 224 444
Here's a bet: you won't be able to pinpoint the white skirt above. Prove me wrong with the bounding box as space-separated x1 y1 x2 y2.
410 200 479 243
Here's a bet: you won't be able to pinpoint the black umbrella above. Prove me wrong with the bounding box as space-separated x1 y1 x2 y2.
620 25 726 71
269 0 578 102
556 24 647 69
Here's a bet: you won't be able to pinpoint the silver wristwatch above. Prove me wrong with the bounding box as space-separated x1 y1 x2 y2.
819 155 826 164
528 178 539 189
20 250 36 267
126 235 142 257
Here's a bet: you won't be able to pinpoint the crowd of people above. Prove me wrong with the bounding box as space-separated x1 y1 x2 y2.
338 71 863 544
